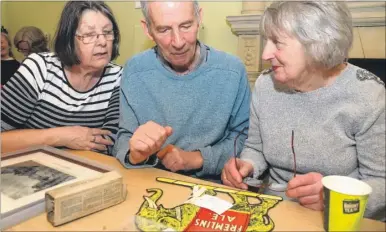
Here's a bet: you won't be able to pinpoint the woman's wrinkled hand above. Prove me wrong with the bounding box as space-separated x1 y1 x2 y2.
286 172 324 211
52 126 113 151
221 158 253 190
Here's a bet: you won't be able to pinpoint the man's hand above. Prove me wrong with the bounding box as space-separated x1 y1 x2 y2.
221 158 253 190
156 145 203 172
286 172 324 211
129 121 173 164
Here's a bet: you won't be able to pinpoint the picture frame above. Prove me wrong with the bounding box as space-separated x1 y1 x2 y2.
0 145 114 230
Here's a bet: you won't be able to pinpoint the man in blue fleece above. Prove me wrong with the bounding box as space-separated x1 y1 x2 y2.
113 1 250 181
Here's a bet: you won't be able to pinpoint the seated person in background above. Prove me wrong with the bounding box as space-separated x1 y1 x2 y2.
113 1 250 182
221 1 385 221
1 26 20 86
13 26 49 57
1 1 122 155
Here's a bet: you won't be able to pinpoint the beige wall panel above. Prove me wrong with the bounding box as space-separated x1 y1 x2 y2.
358 27 386 58
132 25 154 56
349 28 365 58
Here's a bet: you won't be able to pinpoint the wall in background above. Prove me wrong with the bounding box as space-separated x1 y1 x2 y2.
1 1 242 65
1 3 7 27
2 1 66 61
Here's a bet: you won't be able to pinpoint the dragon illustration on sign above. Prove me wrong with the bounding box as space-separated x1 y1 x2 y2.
135 177 282 232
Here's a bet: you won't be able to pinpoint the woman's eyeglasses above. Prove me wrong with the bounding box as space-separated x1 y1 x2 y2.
235 130 297 193
75 31 115 44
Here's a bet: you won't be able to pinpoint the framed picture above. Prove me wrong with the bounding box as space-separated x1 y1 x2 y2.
0 145 114 229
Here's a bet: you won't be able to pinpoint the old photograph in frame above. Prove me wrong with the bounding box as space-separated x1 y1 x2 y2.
0 145 114 229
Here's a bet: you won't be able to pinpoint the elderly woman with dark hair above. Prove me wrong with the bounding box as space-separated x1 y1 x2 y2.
1 1 122 155
222 1 385 221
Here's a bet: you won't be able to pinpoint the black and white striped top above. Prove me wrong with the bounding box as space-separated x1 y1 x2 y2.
1 52 122 154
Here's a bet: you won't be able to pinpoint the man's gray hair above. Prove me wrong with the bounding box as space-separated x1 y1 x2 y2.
261 1 353 69
140 1 200 26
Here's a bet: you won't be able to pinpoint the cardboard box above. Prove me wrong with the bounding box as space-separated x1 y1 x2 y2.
45 171 127 226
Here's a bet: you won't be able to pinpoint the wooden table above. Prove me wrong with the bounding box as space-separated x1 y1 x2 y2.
6 150 386 231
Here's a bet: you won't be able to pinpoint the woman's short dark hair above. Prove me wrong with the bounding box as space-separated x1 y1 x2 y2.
54 1 120 67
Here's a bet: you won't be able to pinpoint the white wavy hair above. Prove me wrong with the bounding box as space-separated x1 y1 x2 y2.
261 1 353 69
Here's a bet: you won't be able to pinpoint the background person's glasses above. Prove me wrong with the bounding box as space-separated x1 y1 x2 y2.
16 41 30 54
238 130 297 193
75 31 115 44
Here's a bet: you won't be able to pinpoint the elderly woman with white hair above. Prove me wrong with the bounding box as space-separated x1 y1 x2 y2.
222 1 385 221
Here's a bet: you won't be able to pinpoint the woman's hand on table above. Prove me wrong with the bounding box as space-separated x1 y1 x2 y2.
51 126 113 151
286 172 324 211
222 158 253 190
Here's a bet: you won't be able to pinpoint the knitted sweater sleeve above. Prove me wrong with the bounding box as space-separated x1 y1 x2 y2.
356 86 385 221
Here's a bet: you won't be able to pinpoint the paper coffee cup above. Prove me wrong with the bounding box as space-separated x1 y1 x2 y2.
322 175 372 232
